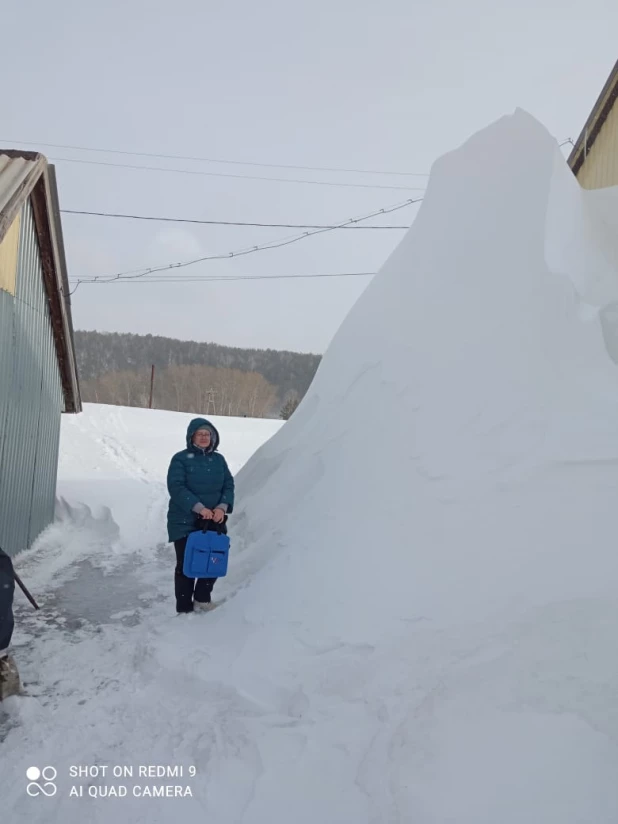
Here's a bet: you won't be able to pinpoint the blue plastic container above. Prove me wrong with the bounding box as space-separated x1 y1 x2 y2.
183 527 230 578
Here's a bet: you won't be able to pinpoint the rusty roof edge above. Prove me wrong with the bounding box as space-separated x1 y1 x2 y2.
568 59 618 173
47 164 82 412
41 166 82 414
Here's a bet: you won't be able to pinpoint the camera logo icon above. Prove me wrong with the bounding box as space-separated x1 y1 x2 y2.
26 766 57 797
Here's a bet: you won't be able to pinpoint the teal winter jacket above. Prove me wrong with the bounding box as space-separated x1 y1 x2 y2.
166 418 235 542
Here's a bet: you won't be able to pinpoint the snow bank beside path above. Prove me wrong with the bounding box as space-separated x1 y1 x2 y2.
225 109 618 822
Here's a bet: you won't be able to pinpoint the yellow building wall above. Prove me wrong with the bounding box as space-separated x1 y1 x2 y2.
576 102 618 189
0 213 21 295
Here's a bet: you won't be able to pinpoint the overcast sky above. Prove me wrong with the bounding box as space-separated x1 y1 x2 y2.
3 1 617 354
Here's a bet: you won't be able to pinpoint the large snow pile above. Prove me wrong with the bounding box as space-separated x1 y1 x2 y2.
3 110 618 823
228 110 618 820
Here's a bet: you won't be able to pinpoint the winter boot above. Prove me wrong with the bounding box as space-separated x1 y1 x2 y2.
0 654 22 700
193 600 216 612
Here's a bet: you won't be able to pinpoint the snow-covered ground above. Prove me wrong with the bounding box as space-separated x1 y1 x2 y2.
4 109 618 822
1 406 283 821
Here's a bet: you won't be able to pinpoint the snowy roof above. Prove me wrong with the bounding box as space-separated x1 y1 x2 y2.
0 149 81 413
568 59 618 177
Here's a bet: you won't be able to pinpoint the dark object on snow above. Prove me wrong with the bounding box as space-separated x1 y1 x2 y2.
0 547 22 700
0 548 15 655
183 521 230 579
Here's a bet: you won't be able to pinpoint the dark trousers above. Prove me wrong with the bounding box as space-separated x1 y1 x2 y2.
0 548 15 654
174 520 227 612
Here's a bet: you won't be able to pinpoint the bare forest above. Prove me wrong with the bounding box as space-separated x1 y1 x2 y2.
75 331 320 418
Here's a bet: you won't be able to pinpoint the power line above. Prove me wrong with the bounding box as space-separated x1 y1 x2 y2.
61 208 410 230
68 198 421 293
49 156 426 191
2 137 429 177
69 271 376 284
71 198 417 286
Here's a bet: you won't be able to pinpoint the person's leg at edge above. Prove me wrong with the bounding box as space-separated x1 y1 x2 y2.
194 577 216 605
174 538 195 613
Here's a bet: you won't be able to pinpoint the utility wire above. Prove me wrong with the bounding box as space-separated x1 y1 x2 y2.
3 138 429 177
61 208 410 230
49 156 425 191
68 271 376 284
69 198 421 293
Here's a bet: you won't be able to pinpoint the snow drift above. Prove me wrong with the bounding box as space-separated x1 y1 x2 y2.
228 110 618 820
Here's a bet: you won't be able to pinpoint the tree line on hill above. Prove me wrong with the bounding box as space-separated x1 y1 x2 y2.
75 331 320 418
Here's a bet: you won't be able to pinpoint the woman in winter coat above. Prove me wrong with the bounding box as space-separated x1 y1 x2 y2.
167 418 235 613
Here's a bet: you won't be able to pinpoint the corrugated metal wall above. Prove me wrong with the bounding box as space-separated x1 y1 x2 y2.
577 103 618 189
0 199 63 557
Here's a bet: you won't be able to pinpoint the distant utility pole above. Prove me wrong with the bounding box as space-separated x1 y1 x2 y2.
149 364 155 409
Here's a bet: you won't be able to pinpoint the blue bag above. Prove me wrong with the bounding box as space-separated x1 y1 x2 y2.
183 522 230 578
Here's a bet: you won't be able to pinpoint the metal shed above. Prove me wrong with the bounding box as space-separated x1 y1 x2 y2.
0 150 81 558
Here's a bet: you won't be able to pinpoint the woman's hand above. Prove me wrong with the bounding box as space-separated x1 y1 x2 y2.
199 507 214 520
212 508 226 524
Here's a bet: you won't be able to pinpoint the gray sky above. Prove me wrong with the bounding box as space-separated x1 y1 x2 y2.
3 1 617 354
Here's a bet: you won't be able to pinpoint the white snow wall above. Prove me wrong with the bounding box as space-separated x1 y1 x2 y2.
225 110 618 820
233 109 618 632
